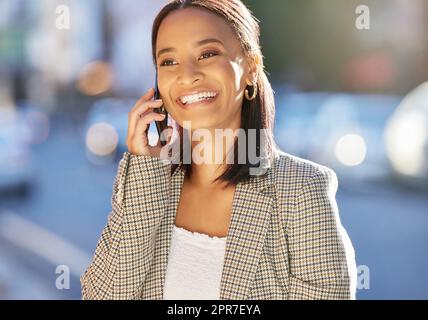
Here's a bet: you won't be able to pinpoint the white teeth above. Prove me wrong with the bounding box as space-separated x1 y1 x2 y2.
179 91 217 105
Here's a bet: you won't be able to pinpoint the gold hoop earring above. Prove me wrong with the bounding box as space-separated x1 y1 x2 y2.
245 83 257 101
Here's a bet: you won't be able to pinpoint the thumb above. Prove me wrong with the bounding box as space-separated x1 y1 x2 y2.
166 126 174 144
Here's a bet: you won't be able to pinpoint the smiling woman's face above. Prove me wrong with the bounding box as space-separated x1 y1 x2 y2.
156 7 257 132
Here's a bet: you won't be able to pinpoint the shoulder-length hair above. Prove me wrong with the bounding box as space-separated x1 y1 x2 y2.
151 0 279 187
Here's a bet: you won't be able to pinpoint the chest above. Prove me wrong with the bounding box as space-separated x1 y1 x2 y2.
174 182 236 238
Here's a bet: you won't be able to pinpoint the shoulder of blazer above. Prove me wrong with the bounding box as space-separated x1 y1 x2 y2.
274 148 338 190
273 148 339 228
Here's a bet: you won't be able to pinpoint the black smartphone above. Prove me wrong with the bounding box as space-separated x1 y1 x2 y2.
152 71 169 146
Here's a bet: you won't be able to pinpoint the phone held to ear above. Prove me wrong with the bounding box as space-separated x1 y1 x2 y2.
152 72 169 146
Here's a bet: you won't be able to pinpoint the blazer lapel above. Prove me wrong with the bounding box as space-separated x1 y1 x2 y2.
143 156 277 300
140 164 185 299
219 165 276 299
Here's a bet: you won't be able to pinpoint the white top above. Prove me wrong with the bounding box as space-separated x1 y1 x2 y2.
163 224 227 300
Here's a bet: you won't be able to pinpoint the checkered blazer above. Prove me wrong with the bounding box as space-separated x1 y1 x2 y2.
80 148 357 300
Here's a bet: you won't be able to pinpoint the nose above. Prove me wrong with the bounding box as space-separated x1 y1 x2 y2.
177 62 202 86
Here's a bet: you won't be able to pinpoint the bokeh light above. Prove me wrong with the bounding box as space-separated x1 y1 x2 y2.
335 133 367 166
85 122 118 156
76 61 113 96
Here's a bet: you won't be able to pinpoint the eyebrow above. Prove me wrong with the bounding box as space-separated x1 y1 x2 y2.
157 38 224 59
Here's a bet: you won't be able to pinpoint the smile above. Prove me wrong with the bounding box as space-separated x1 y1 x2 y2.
177 92 219 110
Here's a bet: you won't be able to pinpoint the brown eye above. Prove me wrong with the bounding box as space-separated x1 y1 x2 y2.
159 50 219 67
199 51 219 60
160 59 177 67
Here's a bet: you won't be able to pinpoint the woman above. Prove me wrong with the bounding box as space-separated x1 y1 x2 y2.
81 0 357 300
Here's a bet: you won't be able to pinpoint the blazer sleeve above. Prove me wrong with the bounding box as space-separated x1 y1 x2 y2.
287 168 357 300
80 152 171 299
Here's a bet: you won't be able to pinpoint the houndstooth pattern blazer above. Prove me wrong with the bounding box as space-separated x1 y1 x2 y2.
80 148 357 300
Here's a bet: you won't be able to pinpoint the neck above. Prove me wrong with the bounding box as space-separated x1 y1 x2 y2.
185 128 237 189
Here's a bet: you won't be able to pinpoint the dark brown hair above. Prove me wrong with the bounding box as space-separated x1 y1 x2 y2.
151 0 279 187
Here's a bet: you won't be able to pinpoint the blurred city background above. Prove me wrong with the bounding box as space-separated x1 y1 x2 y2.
0 0 427 299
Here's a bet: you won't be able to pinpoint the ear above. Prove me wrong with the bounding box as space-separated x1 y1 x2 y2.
245 53 261 85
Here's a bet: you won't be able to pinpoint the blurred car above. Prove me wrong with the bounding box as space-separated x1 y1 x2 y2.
384 82 428 190
273 87 403 181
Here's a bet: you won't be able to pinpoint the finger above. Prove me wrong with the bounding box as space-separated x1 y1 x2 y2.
155 126 173 151
166 126 174 144
127 88 155 129
128 88 155 117
132 88 155 111
157 126 172 145
133 112 167 145
128 100 163 138
133 99 164 118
